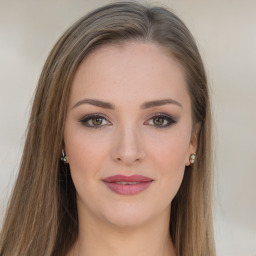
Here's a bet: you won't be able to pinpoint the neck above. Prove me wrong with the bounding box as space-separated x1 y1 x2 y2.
72 204 176 256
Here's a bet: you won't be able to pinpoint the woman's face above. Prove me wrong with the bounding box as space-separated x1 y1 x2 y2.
64 41 197 228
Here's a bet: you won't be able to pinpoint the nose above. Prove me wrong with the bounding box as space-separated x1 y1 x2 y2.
111 124 146 166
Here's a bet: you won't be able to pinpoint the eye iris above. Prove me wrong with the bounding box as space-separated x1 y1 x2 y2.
92 117 103 125
154 117 165 126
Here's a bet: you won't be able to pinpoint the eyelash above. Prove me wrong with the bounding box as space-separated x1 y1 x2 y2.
79 113 177 129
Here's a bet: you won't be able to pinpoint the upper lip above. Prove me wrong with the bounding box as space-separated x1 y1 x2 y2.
103 175 153 183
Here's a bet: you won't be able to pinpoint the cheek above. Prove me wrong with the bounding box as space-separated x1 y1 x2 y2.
149 126 191 170
155 139 187 181
63 126 112 213
64 123 110 183
147 127 191 199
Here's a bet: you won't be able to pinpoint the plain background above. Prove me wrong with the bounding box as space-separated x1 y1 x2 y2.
0 0 255 255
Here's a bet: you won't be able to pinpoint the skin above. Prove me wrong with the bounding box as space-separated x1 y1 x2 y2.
64 41 198 256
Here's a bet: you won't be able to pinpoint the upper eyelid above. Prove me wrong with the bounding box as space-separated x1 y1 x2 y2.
80 113 110 121
79 114 111 129
145 112 177 122
80 112 176 127
146 112 174 119
80 112 174 120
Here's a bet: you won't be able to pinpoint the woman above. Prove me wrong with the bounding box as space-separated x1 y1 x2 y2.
0 1 215 256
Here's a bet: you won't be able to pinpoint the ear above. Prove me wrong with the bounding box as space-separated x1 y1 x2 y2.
185 122 201 166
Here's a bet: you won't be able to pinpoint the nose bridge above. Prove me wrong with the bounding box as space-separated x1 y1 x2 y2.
111 122 145 165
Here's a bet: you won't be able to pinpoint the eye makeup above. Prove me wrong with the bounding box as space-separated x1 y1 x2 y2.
144 113 177 128
79 113 111 129
79 112 177 129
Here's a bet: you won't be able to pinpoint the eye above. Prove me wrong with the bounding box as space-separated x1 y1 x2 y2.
80 114 111 128
145 113 177 128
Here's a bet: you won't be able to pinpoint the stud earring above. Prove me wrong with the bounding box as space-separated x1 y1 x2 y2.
61 149 69 164
189 153 196 164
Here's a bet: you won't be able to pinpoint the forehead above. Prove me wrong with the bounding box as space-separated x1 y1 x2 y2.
69 41 190 109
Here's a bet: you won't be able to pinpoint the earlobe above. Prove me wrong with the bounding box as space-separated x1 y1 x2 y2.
189 153 196 164
186 153 196 166
61 149 69 164
186 122 201 166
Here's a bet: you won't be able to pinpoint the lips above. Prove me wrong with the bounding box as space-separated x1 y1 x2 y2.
103 175 153 183
102 175 153 195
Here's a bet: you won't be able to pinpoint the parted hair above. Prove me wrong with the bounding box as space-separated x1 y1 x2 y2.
0 1 215 255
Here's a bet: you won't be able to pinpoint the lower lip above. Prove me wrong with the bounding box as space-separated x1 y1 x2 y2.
103 181 153 195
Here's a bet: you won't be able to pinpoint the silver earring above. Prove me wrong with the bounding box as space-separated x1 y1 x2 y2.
189 153 196 164
61 149 69 164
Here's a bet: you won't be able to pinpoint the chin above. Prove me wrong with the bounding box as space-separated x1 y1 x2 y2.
99 201 157 229
105 212 151 229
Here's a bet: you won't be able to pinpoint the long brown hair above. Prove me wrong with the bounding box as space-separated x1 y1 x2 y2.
0 2 215 255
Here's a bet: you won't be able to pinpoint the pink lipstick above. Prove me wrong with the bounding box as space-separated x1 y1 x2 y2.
102 175 153 195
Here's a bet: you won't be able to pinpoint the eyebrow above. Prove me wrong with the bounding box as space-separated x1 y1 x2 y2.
72 98 183 110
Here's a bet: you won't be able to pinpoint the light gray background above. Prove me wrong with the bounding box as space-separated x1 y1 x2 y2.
0 0 255 255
